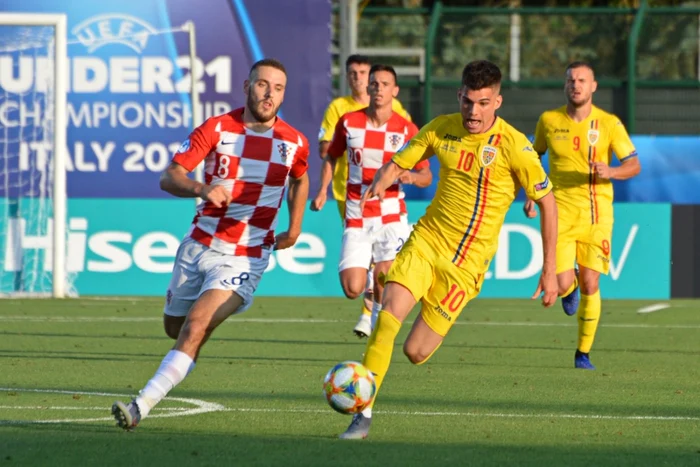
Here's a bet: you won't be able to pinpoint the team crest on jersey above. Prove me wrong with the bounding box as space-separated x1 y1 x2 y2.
388 134 402 150
587 129 599 145
480 145 497 166
277 142 293 161
176 139 190 154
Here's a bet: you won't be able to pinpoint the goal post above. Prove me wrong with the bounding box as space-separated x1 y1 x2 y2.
0 13 67 298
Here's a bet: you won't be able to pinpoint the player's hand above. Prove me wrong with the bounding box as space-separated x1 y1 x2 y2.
523 199 537 218
201 185 232 208
398 171 414 185
360 181 384 211
591 161 613 179
311 191 327 212
274 230 300 250
531 270 558 307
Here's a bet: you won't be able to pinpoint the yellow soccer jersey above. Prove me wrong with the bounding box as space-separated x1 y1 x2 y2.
393 114 552 275
533 105 637 225
319 95 411 201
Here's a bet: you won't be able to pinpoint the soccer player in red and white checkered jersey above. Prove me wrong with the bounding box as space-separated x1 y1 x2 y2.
311 65 432 337
112 58 310 431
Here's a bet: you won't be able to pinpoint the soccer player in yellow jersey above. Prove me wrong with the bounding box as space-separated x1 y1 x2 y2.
318 54 413 338
525 62 641 370
338 60 559 440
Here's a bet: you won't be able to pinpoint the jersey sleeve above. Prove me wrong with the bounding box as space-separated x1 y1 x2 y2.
532 115 548 155
172 118 218 171
289 133 310 179
319 101 341 143
392 118 438 170
610 117 638 161
405 122 429 170
511 137 552 201
326 117 348 160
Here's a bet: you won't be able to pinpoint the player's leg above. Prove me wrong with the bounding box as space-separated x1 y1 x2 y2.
113 244 267 429
338 227 374 336
573 226 610 370
403 256 481 365
557 222 581 316
339 237 432 439
370 221 411 330
161 238 203 339
339 227 372 299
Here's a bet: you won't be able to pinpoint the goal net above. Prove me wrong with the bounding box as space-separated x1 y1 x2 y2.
0 14 69 298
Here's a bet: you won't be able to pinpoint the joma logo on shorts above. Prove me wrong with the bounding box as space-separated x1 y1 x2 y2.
433 304 452 321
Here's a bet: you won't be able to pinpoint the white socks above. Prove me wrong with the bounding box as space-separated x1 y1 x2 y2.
135 350 195 418
361 407 372 418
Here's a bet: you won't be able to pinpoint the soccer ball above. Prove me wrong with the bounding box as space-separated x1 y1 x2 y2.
322 361 376 414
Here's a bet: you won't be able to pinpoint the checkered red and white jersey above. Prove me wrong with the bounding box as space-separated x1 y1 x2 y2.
172 108 309 257
327 109 427 229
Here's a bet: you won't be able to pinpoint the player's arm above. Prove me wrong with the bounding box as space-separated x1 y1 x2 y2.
276 141 311 250
592 119 641 180
160 120 231 208
397 122 432 188
318 102 340 160
524 116 549 218
362 121 434 207
311 119 346 212
511 142 558 307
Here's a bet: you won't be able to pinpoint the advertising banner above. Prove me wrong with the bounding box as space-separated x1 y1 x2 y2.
0 0 331 198
2 200 671 299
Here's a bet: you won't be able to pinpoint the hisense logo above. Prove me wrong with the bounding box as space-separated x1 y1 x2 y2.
71 14 158 53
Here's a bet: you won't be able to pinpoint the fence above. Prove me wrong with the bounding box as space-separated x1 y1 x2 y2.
332 2 700 134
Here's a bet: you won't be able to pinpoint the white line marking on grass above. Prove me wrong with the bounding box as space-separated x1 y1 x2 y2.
1 316 699 329
223 407 700 422
0 388 224 425
637 303 671 314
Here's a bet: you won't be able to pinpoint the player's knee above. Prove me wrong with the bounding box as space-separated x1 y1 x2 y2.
341 281 364 300
163 316 185 340
164 323 180 340
580 280 599 295
403 342 430 365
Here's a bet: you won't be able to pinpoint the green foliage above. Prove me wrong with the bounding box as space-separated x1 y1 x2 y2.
340 0 700 81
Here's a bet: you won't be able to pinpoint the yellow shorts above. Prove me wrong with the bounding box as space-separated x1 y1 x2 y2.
385 234 483 337
557 221 612 275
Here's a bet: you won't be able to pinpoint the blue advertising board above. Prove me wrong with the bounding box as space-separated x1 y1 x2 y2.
0 0 331 198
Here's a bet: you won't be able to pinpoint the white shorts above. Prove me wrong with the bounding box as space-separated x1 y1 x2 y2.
338 221 411 272
164 236 270 317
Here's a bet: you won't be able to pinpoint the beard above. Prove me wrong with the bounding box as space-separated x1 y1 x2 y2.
246 91 279 122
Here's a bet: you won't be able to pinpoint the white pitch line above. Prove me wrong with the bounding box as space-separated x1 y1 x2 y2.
0 388 224 425
1 391 696 424
637 303 671 314
0 315 699 329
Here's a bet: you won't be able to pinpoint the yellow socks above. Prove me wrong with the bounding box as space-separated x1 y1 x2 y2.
577 290 601 353
562 277 578 297
362 310 401 405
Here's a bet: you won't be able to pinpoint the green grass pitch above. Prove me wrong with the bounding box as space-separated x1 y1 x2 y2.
1 297 699 466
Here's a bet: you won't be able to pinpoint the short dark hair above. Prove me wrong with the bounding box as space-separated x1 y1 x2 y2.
249 58 286 78
461 60 502 91
346 54 370 70
369 64 397 84
566 61 595 76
